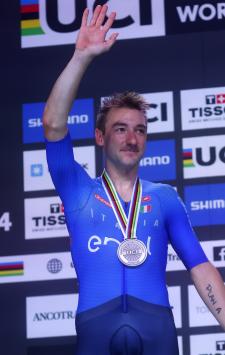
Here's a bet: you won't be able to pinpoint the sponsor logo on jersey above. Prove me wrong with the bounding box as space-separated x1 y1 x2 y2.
94 194 111 208
26 294 78 338
139 139 176 181
21 0 165 48
22 99 94 143
183 135 225 179
88 235 152 254
181 86 225 130
184 183 225 226
166 1 225 36
142 195 151 202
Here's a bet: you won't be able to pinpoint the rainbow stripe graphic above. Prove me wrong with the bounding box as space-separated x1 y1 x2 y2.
183 149 195 168
0 261 24 277
20 0 44 36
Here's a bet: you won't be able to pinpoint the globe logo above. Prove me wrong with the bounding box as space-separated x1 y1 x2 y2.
47 258 62 273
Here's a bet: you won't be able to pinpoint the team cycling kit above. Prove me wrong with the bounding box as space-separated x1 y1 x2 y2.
46 132 208 355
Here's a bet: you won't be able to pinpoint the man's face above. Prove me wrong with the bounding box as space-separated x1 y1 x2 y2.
95 107 147 171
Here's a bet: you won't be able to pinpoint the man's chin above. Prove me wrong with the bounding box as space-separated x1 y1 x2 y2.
118 158 140 170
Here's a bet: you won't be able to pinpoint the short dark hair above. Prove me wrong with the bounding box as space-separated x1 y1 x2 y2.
96 91 150 133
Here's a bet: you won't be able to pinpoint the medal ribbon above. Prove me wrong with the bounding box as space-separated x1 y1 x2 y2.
101 169 142 240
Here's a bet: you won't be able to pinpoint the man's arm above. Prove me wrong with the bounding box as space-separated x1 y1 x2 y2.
190 261 225 330
43 4 118 141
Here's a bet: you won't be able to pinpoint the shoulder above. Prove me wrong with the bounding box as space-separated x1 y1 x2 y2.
141 179 176 196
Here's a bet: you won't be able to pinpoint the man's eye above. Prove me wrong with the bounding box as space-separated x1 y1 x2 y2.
115 127 126 132
136 128 146 135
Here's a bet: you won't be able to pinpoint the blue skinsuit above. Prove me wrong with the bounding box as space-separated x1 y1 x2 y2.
46 132 208 355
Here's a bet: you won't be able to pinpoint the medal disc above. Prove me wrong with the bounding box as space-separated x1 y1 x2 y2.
117 239 147 267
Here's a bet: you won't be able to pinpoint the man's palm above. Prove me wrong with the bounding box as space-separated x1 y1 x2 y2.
76 5 118 57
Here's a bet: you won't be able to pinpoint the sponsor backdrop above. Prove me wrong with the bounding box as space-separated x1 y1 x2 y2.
1 1 225 354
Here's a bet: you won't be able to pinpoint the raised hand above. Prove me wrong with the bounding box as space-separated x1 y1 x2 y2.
76 5 118 58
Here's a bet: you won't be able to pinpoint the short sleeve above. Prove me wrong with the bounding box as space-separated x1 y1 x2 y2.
159 185 208 270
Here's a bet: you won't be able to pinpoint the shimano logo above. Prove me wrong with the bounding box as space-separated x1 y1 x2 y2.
67 114 88 124
191 199 225 210
28 118 43 128
140 155 170 167
177 3 225 23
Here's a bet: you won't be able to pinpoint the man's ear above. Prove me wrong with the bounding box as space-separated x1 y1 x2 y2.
95 128 104 146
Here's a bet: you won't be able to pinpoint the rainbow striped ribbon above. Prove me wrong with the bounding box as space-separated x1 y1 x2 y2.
101 170 142 240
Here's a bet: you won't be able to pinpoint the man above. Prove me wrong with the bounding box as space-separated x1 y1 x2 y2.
43 5 225 354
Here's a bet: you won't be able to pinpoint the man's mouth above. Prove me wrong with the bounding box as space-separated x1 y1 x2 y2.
121 146 139 153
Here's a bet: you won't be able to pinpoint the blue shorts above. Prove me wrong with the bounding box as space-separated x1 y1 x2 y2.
75 296 179 355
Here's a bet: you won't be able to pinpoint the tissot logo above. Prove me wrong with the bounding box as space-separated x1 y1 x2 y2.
183 135 225 179
184 183 225 226
25 196 68 239
21 0 165 48
165 1 225 35
23 99 94 143
181 86 225 130
139 139 176 181
216 341 225 350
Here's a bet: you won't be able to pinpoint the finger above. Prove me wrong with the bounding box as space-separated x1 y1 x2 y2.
90 5 102 26
104 32 119 50
102 11 116 32
95 4 108 27
81 8 89 27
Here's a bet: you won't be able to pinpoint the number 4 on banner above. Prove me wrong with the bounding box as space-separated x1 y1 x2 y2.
0 212 12 232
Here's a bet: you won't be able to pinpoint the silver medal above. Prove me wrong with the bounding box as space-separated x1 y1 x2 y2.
117 239 147 267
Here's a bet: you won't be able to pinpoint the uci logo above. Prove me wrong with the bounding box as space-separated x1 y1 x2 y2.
45 0 153 33
195 146 225 166
183 135 225 179
21 0 165 48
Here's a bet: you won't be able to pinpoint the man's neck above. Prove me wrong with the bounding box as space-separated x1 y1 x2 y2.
104 165 138 202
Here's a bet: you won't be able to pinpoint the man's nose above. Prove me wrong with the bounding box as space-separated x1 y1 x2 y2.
126 130 137 144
